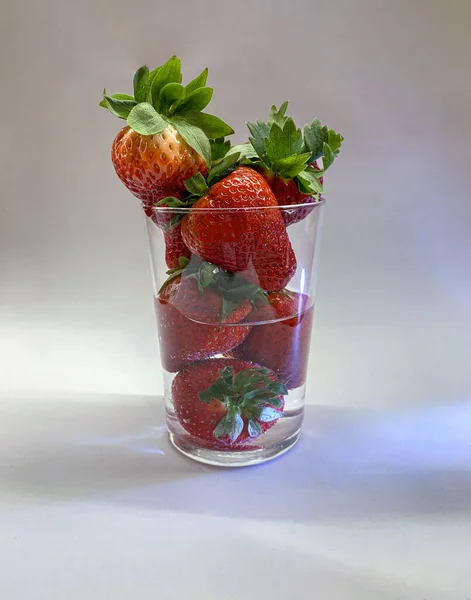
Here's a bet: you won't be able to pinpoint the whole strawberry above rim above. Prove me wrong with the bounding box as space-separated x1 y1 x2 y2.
100 55 234 206
229 102 343 225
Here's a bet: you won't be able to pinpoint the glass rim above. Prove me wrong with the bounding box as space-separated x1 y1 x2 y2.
145 197 326 214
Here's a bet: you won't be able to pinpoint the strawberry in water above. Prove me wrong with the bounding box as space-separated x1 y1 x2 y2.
231 102 343 225
172 358 287 447
180 166 296 292
230 290 314 389
156 258 266 372
100 56 234 267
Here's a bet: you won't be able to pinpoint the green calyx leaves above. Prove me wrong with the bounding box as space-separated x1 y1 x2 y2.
184 259 267 322
157 256 190 294
100 55 234 166
245 101 344 197
303 119 344 167
158 254 267 322
198 365 287 443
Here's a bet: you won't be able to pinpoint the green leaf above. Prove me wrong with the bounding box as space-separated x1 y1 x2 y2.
218 366 235 386
100 92 135 105
221 297 241 322
157 254 191 295
247 419 262 438
213 407 244 443
156 196 192 208
327 129 344 154
127 103 168 136
226 142 259 162
101 94 136 119
322 143 335 170
234 368 259 391
160 82 185 114
248 390 280 402
271 153 312 179
247 372 271 388
267 101 289 127
198 389 216 404
172 117 211 166
265 396 283 409
296 165 324 195
199 379 236 404
178 87 213 113
150 55 182 111
247 120 270 157
268 381 288 396
185 68 208 95
162 214 183 231
207 151 240 184
242 387 272 404
303 119 326 161
210 138 231 161
184 172 209 196
264 118 303 163
187 261 218 291
133 65 150 104
178 256 190 268
256 407 283 423
182 111 234 139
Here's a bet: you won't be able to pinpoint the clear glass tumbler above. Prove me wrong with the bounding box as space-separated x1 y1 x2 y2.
145 200 324 467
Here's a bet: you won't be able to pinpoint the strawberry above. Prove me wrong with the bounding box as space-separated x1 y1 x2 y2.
144 203 191 269
156 259 266 371
230 102 343 225
229 290 314 389
101 56 234 267
260 161 324 227
180 166 297 292
172 358 287 447
162 226 191 269
111 123 208 207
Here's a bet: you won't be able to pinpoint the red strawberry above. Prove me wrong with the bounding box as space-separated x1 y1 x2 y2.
261 161 324 226
157 275 252 372
162 227 191 269
172 358 287 447
101 56 234 266
111 124 207 206
245 102 343 225
144 203 191 269
181 166 296 292
230 290 314 389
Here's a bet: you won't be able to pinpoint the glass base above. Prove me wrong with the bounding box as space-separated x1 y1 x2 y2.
169 428 301 467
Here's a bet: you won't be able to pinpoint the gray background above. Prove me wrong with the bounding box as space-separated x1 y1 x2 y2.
1 0 470 405
2 2 471 599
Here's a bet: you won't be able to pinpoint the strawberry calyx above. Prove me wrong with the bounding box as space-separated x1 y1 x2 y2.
159 257 268 322
241 102 343 199
100 56 234 167
198 366 287 442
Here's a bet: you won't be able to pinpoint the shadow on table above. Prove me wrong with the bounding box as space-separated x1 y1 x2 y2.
2 391 471 523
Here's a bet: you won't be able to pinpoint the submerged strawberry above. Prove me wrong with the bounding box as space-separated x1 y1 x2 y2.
230 290 314 389
157 277 250 372
172 358 287 447
231 102 343 225
180 166 296 292
156 258 266 371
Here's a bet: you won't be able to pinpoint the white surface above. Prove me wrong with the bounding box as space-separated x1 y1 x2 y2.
2 0 471 597
1 392 471 599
